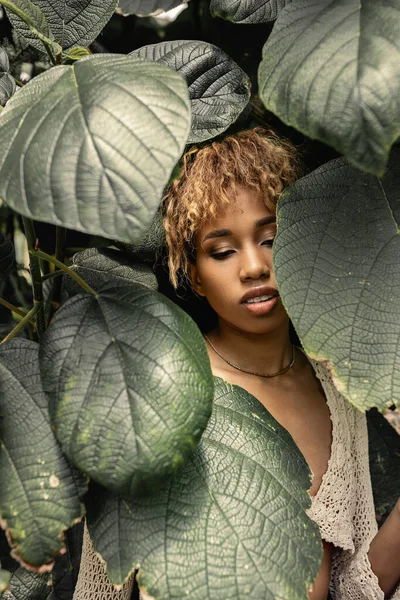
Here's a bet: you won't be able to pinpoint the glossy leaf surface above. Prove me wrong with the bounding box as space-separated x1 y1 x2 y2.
258 0 400 175
274 153 400 411
0 55 190 245
0 340 84 567
7 0 117 51
40 281 214 497
86 378 321 598
117 0 185 15
210 0 287 23
63 247 158 297
131 40 250 143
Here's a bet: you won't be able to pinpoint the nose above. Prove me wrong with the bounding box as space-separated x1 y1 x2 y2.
239 246 270 281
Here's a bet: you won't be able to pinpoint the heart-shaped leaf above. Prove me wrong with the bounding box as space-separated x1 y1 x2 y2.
63 247 158 298
131 40 251 143
117 0 186 16
210 0 287 23
367 409 400 517
113 207 167 262
1 0 61 57
40 281 214 497
0 48 16 108
7 0 117 52
0 340 85 568
273 152 400 411
258 0 400 176
86 378 322 597
0 232 15 283
0 54 191 245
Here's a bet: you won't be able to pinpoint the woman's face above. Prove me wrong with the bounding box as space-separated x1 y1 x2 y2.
190 187 289 335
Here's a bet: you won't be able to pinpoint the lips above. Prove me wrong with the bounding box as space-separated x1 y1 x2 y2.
240 286 279 304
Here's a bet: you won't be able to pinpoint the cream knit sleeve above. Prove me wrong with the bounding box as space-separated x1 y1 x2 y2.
73 522 135 600
330 408 400 600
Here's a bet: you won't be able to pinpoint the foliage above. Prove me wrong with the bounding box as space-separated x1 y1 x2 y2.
273 153 400 412
258 0 400 176
0 0 399 598
86 379 321 597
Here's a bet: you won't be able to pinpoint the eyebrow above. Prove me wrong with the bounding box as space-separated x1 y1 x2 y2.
202 216 276 243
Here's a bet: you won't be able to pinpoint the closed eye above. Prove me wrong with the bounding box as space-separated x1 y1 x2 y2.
261 239 274 247
211 249 235 260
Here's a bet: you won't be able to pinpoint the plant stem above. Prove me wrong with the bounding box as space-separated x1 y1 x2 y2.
48 226 66 322
14 78 24 87
31 249 97 296
0 298 28 318
43 42 57 66
1 303 41 344
42 270 63 282
21 217 46 339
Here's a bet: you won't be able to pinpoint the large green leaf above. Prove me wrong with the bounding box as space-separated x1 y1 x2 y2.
40 281 214 497
86 378 322 597
131 40 251 143
63 247 158 297
0 340 85 568
367 409 400 517
117 0 185 16
258 0 400 176
0 568 50 600
0 48 16 108
273 153 400 411
0 54 190 245
7 0 117 52
1 0 61 57
210 0 287 23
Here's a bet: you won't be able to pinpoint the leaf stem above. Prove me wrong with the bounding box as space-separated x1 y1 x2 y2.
1 302 41 344
31 249 97 296
21 217 46 339
0 298 28 318
43 41 57 66
48 226 66 322
42 270 63 282
14 78 24 87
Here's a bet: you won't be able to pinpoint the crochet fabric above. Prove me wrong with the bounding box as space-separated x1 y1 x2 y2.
73 358 399 600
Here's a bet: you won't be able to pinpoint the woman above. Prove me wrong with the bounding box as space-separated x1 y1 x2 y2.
74 129 400 600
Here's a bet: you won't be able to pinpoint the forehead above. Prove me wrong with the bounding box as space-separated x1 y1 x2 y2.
199 187 275 234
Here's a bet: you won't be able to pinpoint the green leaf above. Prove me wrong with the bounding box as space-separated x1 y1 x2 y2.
367 409 400 517
63 247 158 297
0 340 85 568
131 40 251 143
62 47 90 62
0 567 50 600
258 0 400 176
0 0 61 58
7 0 117 52
86 378 322 597
0 54 191 245
0 48 16 108
117 0 186 16
273 152 400 411
0 568 11 594
210 0 287 23
40 281 214 497
113 207 167 262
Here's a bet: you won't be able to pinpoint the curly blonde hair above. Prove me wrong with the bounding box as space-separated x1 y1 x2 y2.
163 127 300 288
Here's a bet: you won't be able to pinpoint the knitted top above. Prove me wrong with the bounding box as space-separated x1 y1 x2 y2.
73 358 399 600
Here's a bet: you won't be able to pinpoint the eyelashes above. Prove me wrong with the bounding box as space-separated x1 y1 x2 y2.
210 239 275 260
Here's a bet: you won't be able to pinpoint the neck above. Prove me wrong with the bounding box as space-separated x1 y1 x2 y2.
208 319 293 376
